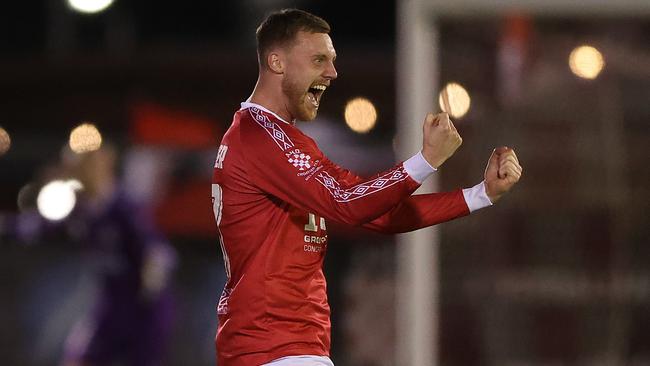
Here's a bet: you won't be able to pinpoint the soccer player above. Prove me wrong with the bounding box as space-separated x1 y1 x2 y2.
212 9 522 366
59 146 177 366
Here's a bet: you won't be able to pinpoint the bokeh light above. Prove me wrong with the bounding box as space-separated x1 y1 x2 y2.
70 123 103 153
569 45 605 80
37 180 83 221
344 97 377 134
67 0 115 14
438 82 471 119
0 126 11 156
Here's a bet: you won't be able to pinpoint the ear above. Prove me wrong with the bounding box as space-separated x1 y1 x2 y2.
267 52 284 74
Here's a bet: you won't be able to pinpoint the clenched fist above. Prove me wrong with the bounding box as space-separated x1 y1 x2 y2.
421 112 462 169
484 146 522 203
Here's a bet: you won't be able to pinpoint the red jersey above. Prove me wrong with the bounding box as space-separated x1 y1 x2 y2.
212 102 472 365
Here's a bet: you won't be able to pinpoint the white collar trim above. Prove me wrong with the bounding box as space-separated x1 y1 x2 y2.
240 101 292 125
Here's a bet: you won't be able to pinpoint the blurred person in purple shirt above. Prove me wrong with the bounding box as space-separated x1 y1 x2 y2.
2 144 176 366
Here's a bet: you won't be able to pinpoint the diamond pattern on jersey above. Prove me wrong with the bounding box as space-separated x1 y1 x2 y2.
247 106 409 201
249 107 295 151
249 107 315 172
316 167 408 202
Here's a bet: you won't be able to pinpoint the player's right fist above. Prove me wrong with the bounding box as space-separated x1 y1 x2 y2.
421 112 462 169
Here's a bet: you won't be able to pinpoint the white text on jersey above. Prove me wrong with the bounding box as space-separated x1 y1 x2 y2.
215 145 228 169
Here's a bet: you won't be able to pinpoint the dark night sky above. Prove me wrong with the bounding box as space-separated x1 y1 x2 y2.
0 0 396 56
0 0 399 210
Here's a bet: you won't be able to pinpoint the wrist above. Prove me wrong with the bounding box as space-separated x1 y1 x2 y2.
484 182 501 204
404 152 437 183
462 181 493 212
421 151 444 169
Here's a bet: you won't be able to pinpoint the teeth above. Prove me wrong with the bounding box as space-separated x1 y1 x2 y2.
312 85 327 91
307 93 319 107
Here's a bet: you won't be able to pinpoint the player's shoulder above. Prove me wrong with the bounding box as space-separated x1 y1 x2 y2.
238 105 303 144
239 105 287 129
223 106 272 139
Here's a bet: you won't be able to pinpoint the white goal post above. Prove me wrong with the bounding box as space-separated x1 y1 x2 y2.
395 1 650 365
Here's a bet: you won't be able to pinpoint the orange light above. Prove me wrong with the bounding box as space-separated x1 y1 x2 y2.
569 45 605 80
0 127 10 156
344 97 378 133
438 82 471 119
69 123 102 153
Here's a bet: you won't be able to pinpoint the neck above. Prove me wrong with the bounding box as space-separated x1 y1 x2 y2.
248 75 294 123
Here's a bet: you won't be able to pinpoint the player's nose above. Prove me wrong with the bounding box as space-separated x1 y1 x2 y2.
324 61 337 80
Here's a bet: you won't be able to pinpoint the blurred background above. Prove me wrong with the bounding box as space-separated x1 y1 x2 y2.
1 0 649 365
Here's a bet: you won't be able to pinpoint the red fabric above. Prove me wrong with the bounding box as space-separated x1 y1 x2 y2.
154 180 216 237
212 106 469 365
130 101 220 148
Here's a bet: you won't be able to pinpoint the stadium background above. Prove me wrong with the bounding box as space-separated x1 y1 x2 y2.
1 0 649 365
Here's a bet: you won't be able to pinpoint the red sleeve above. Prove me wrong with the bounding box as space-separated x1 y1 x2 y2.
241 108 421 226
362 190 470 234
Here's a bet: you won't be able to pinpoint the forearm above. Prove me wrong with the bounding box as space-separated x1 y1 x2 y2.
362 190 469 234
362 181 493 234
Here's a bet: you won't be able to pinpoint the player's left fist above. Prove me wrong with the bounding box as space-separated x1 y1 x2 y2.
483 146 522 203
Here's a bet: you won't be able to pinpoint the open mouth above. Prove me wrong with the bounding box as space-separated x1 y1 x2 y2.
306 84 327 108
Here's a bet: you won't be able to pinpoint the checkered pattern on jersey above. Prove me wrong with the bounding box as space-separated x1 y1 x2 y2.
286 150 312 171
248 107 316 172
247 106 409 200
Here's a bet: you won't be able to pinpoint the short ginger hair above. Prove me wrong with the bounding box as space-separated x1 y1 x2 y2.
256 9 331 66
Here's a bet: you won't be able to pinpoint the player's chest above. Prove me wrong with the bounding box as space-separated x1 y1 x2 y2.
286 206 329 257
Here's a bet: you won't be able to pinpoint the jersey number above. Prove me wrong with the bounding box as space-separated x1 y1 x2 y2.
215 145 228 169
304 213 326 232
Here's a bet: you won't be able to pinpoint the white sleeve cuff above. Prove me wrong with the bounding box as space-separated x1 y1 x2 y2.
403 151 437 183
462 181 493 213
